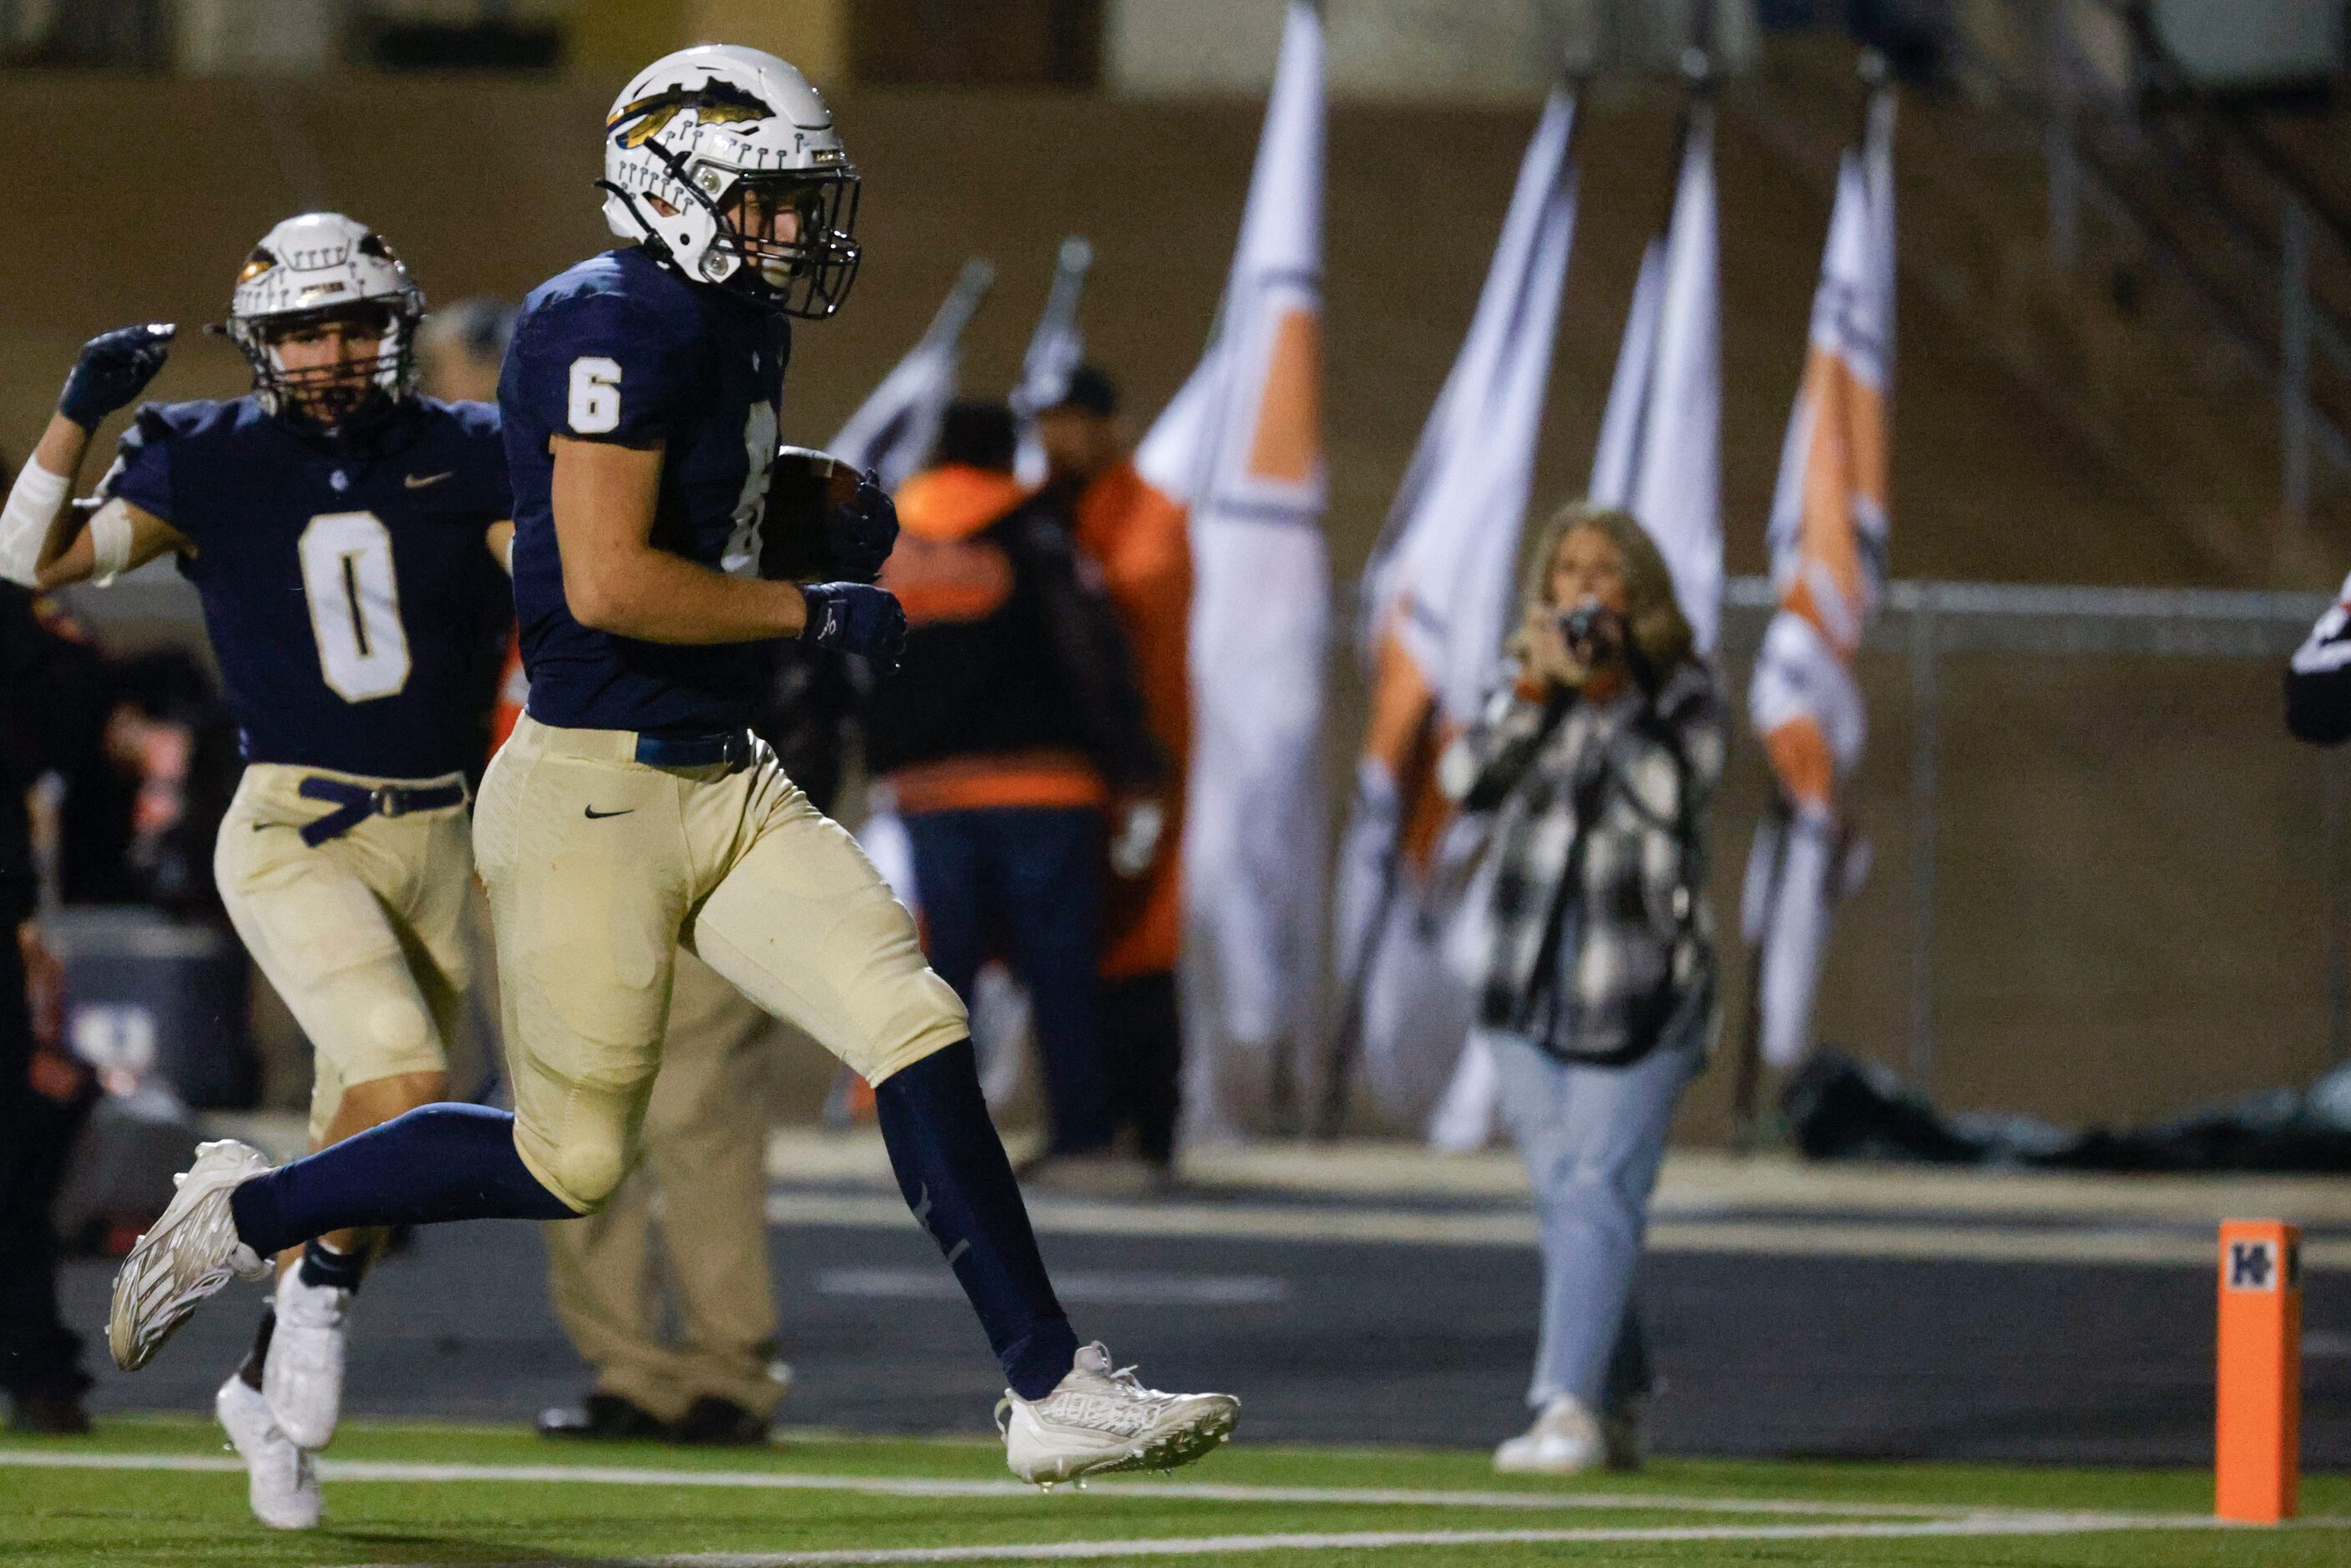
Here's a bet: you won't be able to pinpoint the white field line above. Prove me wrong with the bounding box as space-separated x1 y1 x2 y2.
0 1448 1967 1516
341 1511 2347 1568
761 1191 2351 1272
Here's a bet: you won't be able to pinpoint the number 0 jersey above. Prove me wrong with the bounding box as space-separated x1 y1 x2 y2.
99 396 515 781
500 245 790 736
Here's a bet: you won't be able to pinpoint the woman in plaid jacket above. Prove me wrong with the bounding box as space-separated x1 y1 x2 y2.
1440 503 1723 1475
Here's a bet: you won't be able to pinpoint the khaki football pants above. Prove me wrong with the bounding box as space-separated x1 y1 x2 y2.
474 715 967 1213
539 947 785 1421
215 764 470 1142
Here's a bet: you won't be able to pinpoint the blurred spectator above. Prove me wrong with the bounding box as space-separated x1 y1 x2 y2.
870 402 1163 1183
1439 503 1723 1475
2287 569 2351 745
0 544 103 1433
68 650 240 918
1038 367 1189 1181
416 297 517 405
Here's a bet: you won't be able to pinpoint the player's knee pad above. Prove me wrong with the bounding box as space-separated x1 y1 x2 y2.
366 994 434 1057
517 1089 644 1214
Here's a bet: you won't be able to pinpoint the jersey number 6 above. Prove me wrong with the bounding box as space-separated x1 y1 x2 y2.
568 356 622 435
299 512 412 703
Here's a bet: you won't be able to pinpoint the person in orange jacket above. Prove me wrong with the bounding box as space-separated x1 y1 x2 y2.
1036 368 1190 1180
872 402 1165 1176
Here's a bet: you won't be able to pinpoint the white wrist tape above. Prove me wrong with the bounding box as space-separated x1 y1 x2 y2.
0 459 70 587
88 503 135 585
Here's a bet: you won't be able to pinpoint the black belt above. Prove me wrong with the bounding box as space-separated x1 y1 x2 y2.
297 776 468 847
633 731 754 771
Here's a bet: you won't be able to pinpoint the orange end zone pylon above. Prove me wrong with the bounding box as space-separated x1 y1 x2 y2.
2216 1219 2301 1523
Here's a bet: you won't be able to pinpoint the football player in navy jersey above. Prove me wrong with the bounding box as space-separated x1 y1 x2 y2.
2 213 512 1526
105 43 1240 1487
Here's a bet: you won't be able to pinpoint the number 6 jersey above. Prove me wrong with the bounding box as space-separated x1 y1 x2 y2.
498 244 790 737
99 396 515 780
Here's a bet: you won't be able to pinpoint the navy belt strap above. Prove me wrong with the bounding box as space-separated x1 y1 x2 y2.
633 731 754 771
296 776 468 848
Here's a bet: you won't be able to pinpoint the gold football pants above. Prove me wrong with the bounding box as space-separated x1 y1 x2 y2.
475 714 967 1212
215 764 470 1142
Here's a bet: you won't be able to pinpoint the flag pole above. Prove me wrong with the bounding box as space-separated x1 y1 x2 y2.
1731 793 1787 1149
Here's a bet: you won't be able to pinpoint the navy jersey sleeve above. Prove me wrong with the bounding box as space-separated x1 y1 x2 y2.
510 292 694 448
444 399 514 520
94 403 190 532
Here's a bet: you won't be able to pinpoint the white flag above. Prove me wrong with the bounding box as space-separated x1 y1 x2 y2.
1745 87 1897 1070
1012 235 1095 486
1134 0 1328 1128
1339 86 1579 1129
828 257 993 492
1590 105 1722 653
1590 240 1663 513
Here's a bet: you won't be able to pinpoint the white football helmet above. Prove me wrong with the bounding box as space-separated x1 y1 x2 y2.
600 44 862 317
225 212 424 428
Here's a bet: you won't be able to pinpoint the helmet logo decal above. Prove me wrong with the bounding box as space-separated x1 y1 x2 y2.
237 249 277 285
609 79 773 149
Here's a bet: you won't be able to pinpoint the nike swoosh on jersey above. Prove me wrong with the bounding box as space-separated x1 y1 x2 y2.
584 807 634 819
404 471 455 489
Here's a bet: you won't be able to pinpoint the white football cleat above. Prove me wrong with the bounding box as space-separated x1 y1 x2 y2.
215 1374 321 1530
108 1140 273 1371
264 1267 350 1451
996 1342 1238 1485
1494 1394 1604 1474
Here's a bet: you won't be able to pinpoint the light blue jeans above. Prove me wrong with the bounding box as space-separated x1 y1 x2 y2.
1485 1026 1698 1411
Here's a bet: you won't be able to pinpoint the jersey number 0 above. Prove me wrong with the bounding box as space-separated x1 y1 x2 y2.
298 511 412 702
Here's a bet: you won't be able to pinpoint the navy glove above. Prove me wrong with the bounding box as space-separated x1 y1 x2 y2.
826 469 899 584
798 582 907 670
58 323 174 432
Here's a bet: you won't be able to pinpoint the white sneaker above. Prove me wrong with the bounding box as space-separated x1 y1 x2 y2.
995 1342 1239 1486
215 1375 321 1530
1494 1394 1604 1474
264 1266 350 1451
108 1140 273 1371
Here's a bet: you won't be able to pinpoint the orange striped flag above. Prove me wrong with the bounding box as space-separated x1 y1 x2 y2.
1131 0 1327 1133
1744 85 1896 1070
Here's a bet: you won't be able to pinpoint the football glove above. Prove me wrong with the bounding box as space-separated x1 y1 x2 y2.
798 582 907 670
59 323 174 432
827 469 899 583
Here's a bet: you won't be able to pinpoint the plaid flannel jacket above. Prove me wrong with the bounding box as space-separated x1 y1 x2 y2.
1446 660 1725 1064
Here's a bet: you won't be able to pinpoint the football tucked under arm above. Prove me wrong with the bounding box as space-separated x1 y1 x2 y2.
760 446 897 584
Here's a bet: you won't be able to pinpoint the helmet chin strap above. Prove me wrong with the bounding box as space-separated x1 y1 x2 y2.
595 179 678 270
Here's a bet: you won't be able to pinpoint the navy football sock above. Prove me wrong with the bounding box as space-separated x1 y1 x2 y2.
230 1104 576 1259
235 1302 275 1391
875 1040 1077 1400
296 1237 368 1294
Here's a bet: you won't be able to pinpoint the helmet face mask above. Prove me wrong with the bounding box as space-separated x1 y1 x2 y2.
600 45 863 319
707 170 861 316
227 215 424 433
249 301 410 431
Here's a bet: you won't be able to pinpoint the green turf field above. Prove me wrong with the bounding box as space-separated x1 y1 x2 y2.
2 1418 2345 1566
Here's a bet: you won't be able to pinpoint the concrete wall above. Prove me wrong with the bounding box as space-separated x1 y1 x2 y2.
1105 0 1762 99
